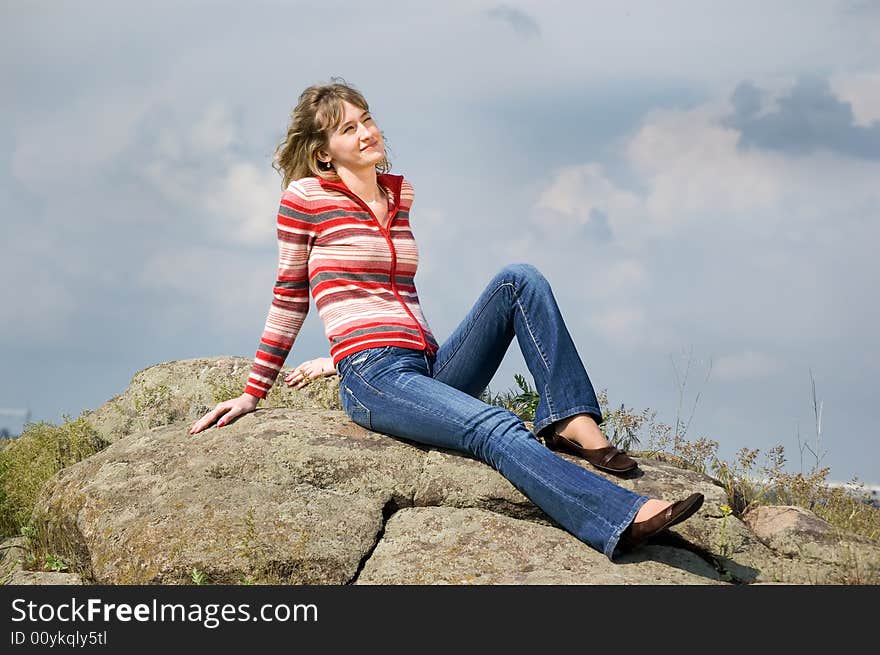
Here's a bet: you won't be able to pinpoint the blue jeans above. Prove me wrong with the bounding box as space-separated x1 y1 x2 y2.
336 263 649 560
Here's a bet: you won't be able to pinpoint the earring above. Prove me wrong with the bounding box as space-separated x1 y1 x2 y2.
320 160 333 171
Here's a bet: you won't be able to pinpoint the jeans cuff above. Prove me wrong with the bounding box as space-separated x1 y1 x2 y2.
533 404 604 440
605 495 650 561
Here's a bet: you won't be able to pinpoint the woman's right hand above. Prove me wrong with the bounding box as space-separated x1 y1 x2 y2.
284 356 336 389
188 392 260 435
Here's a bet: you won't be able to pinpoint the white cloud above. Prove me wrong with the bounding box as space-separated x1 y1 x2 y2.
587 259 648 300
830 71 880 126
536 163 640 228
588 305 647 347
535 81 880 248
189 103 238 155
140 103 280 246
535 102 794 245
203 162 281 245
624 103 782 235
715 350 782 380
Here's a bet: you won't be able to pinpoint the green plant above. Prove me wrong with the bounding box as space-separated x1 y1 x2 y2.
717 504 734 557
131 383 179 429
44 553 68 572
479 374 539 421
0 416 108 539
208 374 248 405
132 383 172 414
190 567 208 585
19 524 37 568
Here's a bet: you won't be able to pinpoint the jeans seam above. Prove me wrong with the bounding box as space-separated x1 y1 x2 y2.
342 386 372 428
432 282 513 379
514 295 550 375
343 385 371 413
513 285 554 417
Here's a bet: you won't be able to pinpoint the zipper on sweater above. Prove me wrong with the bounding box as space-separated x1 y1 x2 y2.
341 189 429 349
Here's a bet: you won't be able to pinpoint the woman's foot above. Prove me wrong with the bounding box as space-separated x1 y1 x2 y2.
545 415 638 475
555 415 612 450
634 499 673 523
618 493 705 552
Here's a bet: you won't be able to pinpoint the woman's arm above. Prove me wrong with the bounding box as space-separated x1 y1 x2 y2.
190 182 318 434
244 182 317 399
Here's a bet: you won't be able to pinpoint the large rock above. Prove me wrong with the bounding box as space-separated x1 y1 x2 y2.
83 357 342 444
8 571 83 585
11 358 880 585
356 506 720 584
742 505 880 584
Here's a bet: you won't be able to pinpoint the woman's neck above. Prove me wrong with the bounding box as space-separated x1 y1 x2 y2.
334 166 382 202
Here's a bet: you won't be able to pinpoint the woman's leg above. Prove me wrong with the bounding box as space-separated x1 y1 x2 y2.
430 263 609 448
336 347 649 560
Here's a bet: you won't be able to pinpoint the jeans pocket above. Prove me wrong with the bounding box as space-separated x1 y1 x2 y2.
341 383 372 430
349 346 394 376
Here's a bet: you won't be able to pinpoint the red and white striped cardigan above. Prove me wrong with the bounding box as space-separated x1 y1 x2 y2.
244 173 439 399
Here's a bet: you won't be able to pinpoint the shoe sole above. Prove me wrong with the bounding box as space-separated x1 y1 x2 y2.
593 461 639 474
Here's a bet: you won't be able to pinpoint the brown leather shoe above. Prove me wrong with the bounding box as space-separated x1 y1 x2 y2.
544 433 638 475
618 492 705 552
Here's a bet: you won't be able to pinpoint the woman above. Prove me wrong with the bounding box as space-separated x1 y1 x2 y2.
189 80 704 560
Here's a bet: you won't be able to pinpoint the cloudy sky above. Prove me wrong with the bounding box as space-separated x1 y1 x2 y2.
3 0 878 485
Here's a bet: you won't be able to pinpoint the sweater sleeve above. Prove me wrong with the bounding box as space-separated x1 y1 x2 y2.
244 181 318 399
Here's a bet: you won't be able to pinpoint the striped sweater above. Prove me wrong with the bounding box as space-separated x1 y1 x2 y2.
244 173 439 399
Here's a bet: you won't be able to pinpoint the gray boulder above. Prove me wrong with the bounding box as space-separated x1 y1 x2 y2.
11 358 879 585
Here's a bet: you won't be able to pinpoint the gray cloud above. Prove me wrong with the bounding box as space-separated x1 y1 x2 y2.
486 5 541 38
726 77 880 159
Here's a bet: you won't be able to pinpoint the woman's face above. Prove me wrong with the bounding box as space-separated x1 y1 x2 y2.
319 100 385 174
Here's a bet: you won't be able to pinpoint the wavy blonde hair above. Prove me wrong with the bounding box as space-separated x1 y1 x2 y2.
273 78 391 189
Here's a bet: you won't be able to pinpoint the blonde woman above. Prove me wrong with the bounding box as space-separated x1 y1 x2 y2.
189 80 703 559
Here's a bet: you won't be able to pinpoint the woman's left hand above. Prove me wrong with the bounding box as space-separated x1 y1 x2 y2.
284 357 337 389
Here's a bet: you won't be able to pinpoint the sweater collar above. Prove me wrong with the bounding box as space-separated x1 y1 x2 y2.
318 173 404 214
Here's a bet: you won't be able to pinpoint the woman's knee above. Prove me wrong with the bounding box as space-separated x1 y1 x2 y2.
497 263 549 290
466 405 534 458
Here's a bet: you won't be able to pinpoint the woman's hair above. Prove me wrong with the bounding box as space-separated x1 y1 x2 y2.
273 78 392 188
